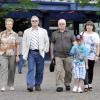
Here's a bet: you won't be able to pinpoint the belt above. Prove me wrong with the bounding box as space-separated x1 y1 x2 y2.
30 49 39 52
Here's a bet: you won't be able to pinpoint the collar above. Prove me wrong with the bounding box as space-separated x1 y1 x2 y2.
58 28 69 33
31 27 39 31
5 30 14 35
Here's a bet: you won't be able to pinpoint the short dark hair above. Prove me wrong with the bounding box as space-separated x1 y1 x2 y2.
84 21 95 32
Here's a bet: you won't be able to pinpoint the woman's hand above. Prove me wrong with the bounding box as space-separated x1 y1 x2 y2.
16 56 19 62
95 56 99 62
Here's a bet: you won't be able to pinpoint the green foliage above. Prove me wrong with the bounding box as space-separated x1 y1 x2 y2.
75 0 100 6
0 0 39 17
96 0 100 7
96 0 100 15
19 0 38 10
0 0 100 17
75 0 100 14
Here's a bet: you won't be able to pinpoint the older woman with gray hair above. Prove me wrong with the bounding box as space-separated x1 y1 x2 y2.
0 18 19 92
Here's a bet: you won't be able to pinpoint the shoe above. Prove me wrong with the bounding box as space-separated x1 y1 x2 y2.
56 87 63 92
78 87 83 93
10 86 15 91
27 87 33 92
88 84 92 91
0 87 5 92
66 85 70 91
88 87 92 91
84 88 88 92
35 86 41 91
72 86 78 93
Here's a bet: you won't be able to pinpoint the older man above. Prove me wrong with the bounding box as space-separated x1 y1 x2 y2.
50 19 76 92
22 16 49 92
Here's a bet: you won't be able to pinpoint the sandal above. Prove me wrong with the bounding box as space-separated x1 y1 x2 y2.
88 87 92 91
84 88 88 92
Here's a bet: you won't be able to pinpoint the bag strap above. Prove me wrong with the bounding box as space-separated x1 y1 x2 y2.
81 31 84 37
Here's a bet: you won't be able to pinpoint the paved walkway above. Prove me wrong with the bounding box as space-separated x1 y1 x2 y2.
0 61 100 100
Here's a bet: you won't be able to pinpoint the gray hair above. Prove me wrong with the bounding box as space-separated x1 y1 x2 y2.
5 18 14 24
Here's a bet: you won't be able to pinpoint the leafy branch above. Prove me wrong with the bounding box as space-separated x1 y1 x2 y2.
75 0 100 6
0 0 39 17
75 0 100 14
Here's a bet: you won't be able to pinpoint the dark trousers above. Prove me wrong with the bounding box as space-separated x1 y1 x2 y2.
84 60 95 85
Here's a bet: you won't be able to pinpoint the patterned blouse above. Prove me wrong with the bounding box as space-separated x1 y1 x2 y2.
0 30 19 56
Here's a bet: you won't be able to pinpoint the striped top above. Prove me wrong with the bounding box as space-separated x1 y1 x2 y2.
30 29 39 50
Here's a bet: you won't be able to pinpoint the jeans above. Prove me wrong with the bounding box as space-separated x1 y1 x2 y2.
18 55 24 73
27 50 44 88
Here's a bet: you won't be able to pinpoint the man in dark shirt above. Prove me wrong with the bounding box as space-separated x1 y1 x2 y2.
50 19 76 92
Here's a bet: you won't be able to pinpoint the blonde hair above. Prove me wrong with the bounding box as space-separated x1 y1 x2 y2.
5 18 14 25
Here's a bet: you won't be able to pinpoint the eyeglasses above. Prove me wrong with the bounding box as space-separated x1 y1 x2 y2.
31 20 38 22
59 23 65 25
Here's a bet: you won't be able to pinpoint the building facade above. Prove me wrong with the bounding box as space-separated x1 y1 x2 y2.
0 0 100 35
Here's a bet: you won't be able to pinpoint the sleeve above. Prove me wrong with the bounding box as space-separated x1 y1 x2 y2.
51 32 55 43
70 46 76 56
22 30 27 60
14 33 19 56
44 29 49 53
95 33 100 44
15 33 19 44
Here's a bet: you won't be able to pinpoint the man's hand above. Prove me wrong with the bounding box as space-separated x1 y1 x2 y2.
51 55 54 60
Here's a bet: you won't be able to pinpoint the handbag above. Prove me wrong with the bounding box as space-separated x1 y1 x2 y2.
49 58 55 72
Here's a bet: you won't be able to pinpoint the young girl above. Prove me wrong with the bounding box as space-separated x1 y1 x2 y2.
70 35 88 93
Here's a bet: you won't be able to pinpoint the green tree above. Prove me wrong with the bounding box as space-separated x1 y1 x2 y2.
75 0 100 14
75 0 100 6
0 0 38 17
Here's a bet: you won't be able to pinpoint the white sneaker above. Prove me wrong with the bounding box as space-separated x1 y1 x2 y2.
89 84 92 88
72 86 78 92
0 87 5 92
78 87 83 93
10 86 15 91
